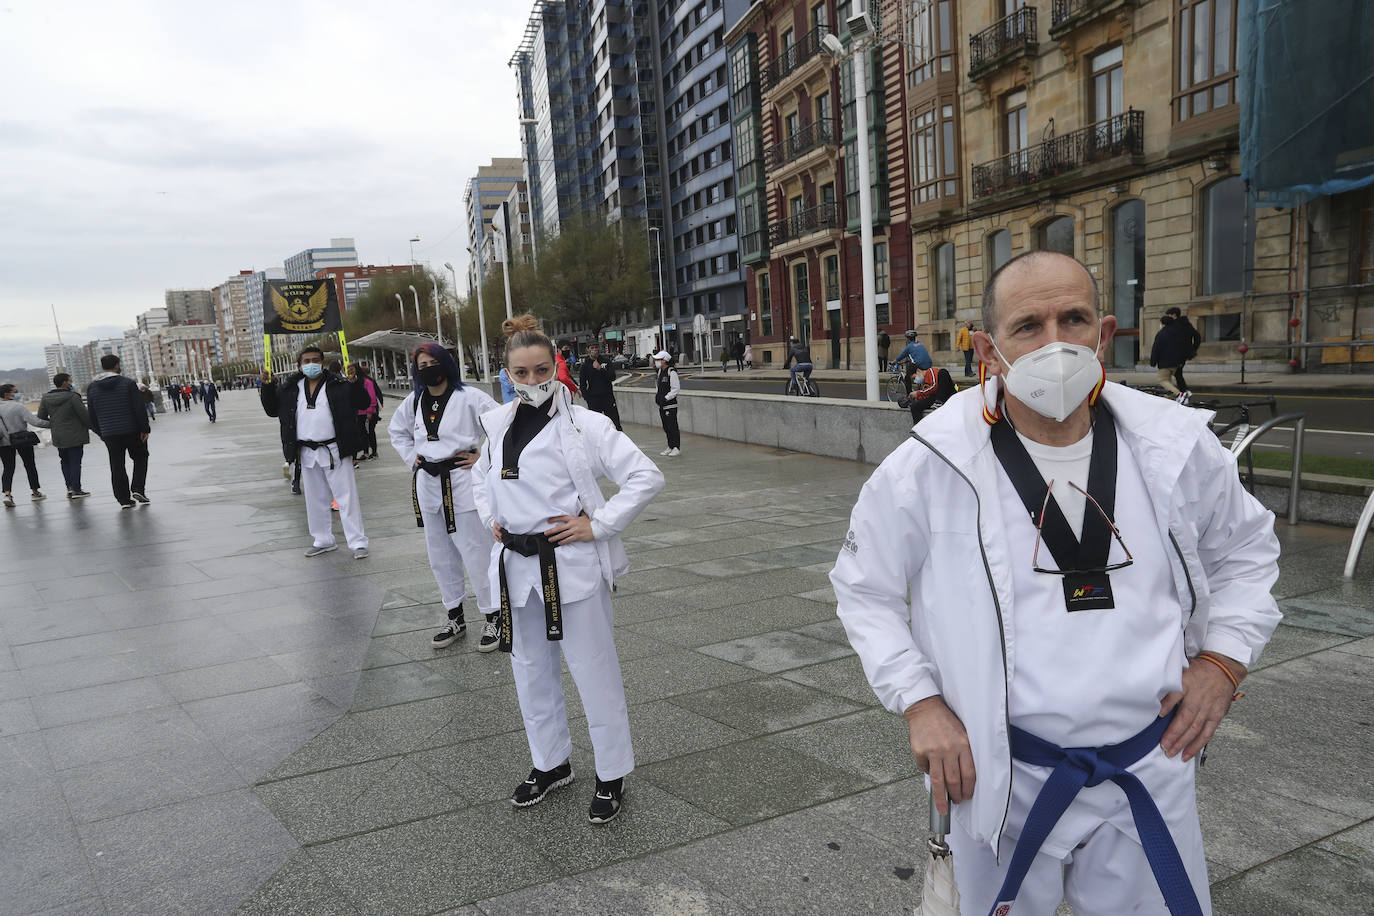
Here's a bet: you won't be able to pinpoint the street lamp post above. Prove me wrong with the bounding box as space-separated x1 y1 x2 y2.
395 293 406 330
430 278 443 342
467 243 491 382
409 236 420 270
408 285 421 328
823 17 880 402
648 226 667 353
443 262 468 381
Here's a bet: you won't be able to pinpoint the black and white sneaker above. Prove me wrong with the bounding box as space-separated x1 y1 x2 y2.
510 761 573 807
130 492 150 504
588 777 624 824
478 613 500 653
432 608 466 648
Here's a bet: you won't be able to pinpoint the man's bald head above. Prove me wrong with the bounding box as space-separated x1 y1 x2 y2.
982 250 1100 335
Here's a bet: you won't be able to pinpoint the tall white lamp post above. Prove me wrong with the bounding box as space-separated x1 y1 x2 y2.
467 243 491 381
443 262 468 380
823 13 880 402
409 236 420 270
408 285 422 328
395 293 406 330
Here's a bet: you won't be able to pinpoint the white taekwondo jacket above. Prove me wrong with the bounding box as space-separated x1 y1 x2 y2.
831 381 1282 851
472 387 664 593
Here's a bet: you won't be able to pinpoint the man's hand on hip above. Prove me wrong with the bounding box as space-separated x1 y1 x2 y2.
904 695 976 815
1160 653 1245 762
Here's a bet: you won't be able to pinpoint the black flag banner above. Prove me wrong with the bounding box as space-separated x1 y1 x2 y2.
262 280 341 335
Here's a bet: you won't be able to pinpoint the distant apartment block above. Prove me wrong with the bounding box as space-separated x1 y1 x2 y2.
284 238 359 283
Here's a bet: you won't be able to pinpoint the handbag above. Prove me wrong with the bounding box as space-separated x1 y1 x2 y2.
0 412 40 448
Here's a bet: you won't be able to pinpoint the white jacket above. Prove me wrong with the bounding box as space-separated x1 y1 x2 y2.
472 388 664 590
830 381 1281 850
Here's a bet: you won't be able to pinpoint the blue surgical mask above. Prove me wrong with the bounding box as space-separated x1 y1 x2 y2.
301 363 323 379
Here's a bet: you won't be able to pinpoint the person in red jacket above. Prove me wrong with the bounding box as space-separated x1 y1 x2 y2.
555 341 579 399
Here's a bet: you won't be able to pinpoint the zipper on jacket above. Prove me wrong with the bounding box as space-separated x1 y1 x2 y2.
1168 530 1198 621
911 431 1014 859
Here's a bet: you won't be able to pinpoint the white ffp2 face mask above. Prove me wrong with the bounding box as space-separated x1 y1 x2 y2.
512 377 558 408
991 339 1104 422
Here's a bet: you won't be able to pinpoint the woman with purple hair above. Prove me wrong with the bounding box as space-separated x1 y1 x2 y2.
388 343 501 650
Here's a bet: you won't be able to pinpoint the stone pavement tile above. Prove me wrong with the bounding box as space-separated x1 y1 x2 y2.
696 631 853 674
77 788 296 900
134 631 271 677
256 756 468 845
188 554 288 581
499 781 729 872
364 629 448 663
19 654 148 698
305 806 559 914
218 603 332 636
29 676 175 729
795 584 837 605
305 672 362 708
114 562 210 591
0 604 116 646
360 640 413 670
3 775 72 840
665 569 835 611
155 656 297 704
349 685 524 754
0 730 52 786
1210 824 1374 915
678 556 782 578
12 631 138 671
406 728 570 805
746 545 843 570
240 616 376 657
102 850 293 916
618 650 758 704
1274 596 1374 638
0 697 38 737
569 700 748 766
1196 777 1359 875
610 592 690 627
371 602 442 636
420 651 519 692
28 897 106 915
1 819 100 916
1271 549 1357 600
43 705 211 772
475 857 749 915
212 714 336 783
379 588 425 611
790 618 849 646
271 642 373 681
660 807 922 915
262 715 392 781
0 644 15 674
810 776 928 852
666 677 863 736
626 597 836 649
0 670 23 702
638 738 871 826
183 682 342 736
1333 635 1374 658
634 537 777 568
1249 624 1357 672
1272 521 1354 555
57 741 243 824
235 850 361 916
779 655 884 708
612 566 712 596
346 660 460 711
770 708 920 785
33 573 131 604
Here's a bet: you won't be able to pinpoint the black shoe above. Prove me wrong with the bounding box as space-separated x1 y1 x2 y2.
478 612 500 653
432 606 466 648
120 502 135 509
510 761 574 807
130 492 150 504
588 777 624 824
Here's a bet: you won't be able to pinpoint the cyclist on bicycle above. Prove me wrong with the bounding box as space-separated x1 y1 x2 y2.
891 330 932 393
783 337 813 389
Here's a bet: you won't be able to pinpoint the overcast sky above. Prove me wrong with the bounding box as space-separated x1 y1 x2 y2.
0 0 528 368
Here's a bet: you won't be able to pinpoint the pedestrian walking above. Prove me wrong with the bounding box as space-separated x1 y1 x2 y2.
832 251 1281 913
38 373 92 499
471 315 664 824
732 336 745 371
166 383 181 412
1165 307 1201 393
388 343 500 651
555 340 580 400
720 345 730 373
139 384 156 423
351 362 384 459
201 379 219 422
956 320 976 377
86 355 151 508
260 346 371 558
1149 315 1186 397
653 350 680 457
0 382 50 507
743 343 753 369
579 341 622 431
878 330 891 372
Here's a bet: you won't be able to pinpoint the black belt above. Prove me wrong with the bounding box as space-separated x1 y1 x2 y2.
412 457 462 533
294 438 337 488
497 531 562 654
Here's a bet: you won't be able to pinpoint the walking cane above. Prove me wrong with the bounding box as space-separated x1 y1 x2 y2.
916 785 960 915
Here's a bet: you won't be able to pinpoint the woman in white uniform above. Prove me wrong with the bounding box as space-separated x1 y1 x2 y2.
473 314 664 824
388 343 501 650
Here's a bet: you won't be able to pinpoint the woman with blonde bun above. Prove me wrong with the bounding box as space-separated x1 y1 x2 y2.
472 314 663 825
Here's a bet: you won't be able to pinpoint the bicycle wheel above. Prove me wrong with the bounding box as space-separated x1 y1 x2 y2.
885 375 905 403
807 380 821 397
784 378 797 396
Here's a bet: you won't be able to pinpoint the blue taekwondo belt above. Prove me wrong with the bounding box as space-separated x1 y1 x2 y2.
988 709 1203 916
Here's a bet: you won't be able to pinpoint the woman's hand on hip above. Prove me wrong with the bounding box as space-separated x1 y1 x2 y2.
545 514 593 544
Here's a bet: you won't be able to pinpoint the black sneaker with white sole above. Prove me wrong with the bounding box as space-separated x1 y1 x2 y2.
478 613 500 653
130 492 150 504
432 607 466 649
510 761 573 807
588 777 624 824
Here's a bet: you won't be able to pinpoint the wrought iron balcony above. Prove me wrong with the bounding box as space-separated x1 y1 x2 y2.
971 109 1144 199
969 7 1038 77
1050 0 1134 33
769 201 840 246
761 25 824 92
763 118 839 170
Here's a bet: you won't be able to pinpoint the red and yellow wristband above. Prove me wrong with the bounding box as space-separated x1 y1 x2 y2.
1195 652 1245 701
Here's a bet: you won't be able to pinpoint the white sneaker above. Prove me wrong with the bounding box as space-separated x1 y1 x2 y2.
304 544 338 557
666 448 680 456
660 447 672 456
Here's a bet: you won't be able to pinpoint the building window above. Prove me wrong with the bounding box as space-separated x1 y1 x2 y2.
907 0 954 85
1111 200 1146 366
912 102 959 204
1038 216 1075 256
1203 311 1242 341
1201 176 1253 295
1176 0 1238 123
794 262 810 313
760 272 773 336
824 254 840 301
1090 46 1124 122
988 230 1012 277
933 242 956 319
815 91 832 125
874 241 889 294
811 1 828 31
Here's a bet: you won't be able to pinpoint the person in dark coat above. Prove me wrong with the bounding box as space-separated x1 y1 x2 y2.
578 341 622 430
39 373 93 498
731 336 745 371
1149 315 1188 397
86 355 151 507
201 380 219 422
1165 307 1201 393
877 331 891 372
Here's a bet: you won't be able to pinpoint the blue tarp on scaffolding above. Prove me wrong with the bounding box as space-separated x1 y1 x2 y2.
1239 0 1374 207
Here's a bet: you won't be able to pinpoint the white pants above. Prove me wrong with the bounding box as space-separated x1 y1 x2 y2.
948 798 1212 916
300 453 368 550
418 483 494 614
509 586 633 781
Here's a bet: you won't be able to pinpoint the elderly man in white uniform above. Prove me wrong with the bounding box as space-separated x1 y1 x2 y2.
389 343 500 651
831 251 1281 915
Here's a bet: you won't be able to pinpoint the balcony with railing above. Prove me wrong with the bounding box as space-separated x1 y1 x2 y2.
969 7 1038 79
761 26 824 92
1049 0 1135 36
763 118 839 171
769 201 840 246
971 109 1144 199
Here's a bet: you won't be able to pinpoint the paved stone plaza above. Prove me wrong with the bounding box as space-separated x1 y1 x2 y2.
2 388 1372 914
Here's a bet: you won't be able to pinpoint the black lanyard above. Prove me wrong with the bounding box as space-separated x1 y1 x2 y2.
303 378 323 410
501 403 554 480
422 388 454 442
990 406 1119 611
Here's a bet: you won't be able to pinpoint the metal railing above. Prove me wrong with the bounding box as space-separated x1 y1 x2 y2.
1344 491 1374 578
764 118 839 170
969 7 1037 74
1051 0 1123 29
971 109 1144 198
769 201 840 246
762 25 825 91
1229 413 1307 525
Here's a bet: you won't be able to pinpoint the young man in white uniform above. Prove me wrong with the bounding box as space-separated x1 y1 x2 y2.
260 347 371 559
388 343 500 650
831 252 1281 914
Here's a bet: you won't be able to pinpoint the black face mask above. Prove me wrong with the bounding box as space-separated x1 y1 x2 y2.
419 364 447 387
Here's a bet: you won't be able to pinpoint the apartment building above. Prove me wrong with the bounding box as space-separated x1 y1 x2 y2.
213 271 257 365
284 239 359 284
463 159 527 293
164 289 215 327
